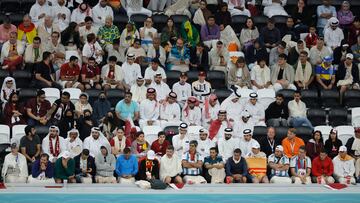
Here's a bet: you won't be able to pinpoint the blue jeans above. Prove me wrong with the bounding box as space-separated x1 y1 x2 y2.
289 117 313 129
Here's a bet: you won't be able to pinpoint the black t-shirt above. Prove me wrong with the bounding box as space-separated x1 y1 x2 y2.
20 135 41 158
35 62 55 82
51 99 75 121
277 68 284 80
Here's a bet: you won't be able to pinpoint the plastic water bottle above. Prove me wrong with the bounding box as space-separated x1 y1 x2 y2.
63 179 68 188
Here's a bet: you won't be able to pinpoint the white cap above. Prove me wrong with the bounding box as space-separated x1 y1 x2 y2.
147 150 156 160
251 142 260 149
275 145 284 152
339 146 347 152
346 53 354 60
10 138 19 148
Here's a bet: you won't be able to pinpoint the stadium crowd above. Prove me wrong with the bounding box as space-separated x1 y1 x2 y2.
0 0 360 186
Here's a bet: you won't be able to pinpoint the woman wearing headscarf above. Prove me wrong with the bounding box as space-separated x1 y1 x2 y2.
228 57 251 89
180 20 200 48
193 0 212 26
1 77 16 104
70 2 93 26
3 92 26 127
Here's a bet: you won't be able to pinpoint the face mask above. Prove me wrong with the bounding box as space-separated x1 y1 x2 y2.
84 115 91 120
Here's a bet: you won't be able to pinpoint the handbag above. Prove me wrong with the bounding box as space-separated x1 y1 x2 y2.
149 179 168 190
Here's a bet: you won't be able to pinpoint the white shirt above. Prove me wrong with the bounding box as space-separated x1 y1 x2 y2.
288 99 307 117
324 27 344 48
239 138 259 156
147 46 166 66
172 82 192 102
218 137 239 161
139 27 157 41
251 65 271 86
144 66 167 81
197 138 215 158
160 154 183 181
52 5 71 31
130 84 147 103
83 135 111 157
160 102 181 121
2 153 28 178
201 103 220 126
82 42 103 64
0 41 25 63
220 96 244 121
243 101 265 124
182 106 202 126
65 137 83 158
149 82 171 101
71 9 91 24
121 62 142 87
233 119 255 139
29 2 52 27
192 80 212 103
140 99 159 120
42 135 66 162
172 133 190 158
92 4 114 28
79 26 99 42
332 155 356 178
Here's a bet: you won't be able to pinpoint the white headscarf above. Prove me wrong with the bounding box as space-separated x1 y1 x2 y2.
66 128 83 158
1 77 16 103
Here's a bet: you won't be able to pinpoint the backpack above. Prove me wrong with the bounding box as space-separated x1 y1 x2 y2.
149 179 168 190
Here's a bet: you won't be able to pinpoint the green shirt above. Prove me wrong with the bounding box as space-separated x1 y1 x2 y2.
98 25 120 44
54 158 75 180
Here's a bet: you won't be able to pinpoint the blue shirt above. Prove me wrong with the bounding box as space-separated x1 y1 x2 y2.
317 5 336 28
204 155 223 165
315 63 336 81
115 155 138 176
115 100 139 120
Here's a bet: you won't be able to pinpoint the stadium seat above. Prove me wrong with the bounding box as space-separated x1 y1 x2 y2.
214 89 232 103
163 125 179 144
113 14 128 30
63 88 82 104
166 71 181 88
328 108 348 127
274 126 289 143
320 89 340 108
231 15 248 34
12 70 32 89
0 124 10 153
12 125 26 141
152 14 168 32
130 14 148 29
314 125 332 144
171 15 189 28
207 71 226 90
85 89 102 106
10 13 23 26
253 126 267 143
42 88 60 105
335 125 355 145
1 0 21 13
253 15 268 29
187 71 200 84
21 0 36 14
343 90 360 108
295 126 313 143
187 125 203 141
0 69 9 86
307 108 326 126
272 15 288 32
143 125 162 145
352 107 360 127
35 125 49 141
257 88 275 109
106 89 125 108
301 89 319 108
18 88 37 104
277 89 295 104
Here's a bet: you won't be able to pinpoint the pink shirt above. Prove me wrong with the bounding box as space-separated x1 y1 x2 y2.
0 24 17 43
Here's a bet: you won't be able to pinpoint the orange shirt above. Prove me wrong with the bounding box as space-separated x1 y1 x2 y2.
282 137 305 159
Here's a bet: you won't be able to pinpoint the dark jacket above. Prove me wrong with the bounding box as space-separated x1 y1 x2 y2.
189 47 209 71
306 139 324 160
31 159 54 178
345 137 359 157
225 157 248 176
259 27 281 47
287 46 300 65
265 101 289 121
136 158 160 181
74 154 96 182
260 138 281 158
245 45 269 65
333 46 352 65
215 11 232 26
324 139 343 159
336 62 359 85
78 116 98 141
93 99 111 122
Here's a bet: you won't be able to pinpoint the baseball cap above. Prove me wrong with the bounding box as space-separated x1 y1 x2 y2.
251 142 260 149
10 138 19 149
346 53 354 60
147 150 156 160
339 146 347 152
323 56 333 63
275 145 284 152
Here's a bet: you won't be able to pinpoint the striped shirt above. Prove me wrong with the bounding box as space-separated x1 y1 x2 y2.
182 152 203 175
315 63 335 81
268 154 290 177
290 156 312 174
